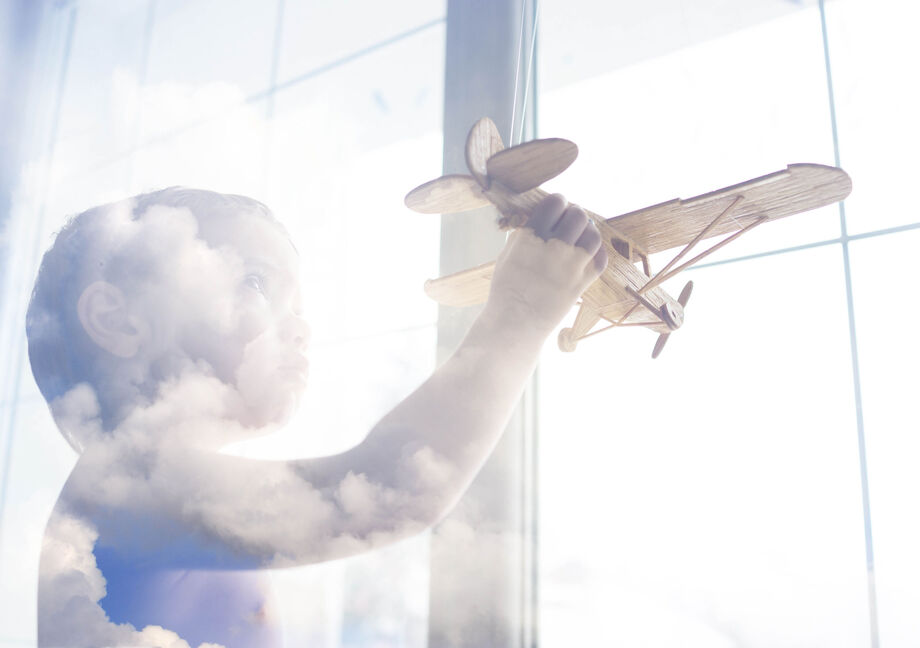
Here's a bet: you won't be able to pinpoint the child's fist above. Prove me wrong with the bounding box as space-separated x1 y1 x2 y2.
487 194 608 333
527 194 608 272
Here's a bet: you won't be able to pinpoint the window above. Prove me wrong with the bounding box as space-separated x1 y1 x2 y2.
1 1 917 646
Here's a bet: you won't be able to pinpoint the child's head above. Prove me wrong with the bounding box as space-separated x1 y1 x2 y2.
27 188 310 451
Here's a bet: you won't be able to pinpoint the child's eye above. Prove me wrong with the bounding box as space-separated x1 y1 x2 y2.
243 274 267 295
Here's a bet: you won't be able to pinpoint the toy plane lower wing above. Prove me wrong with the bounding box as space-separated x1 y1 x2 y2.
424 261 494 307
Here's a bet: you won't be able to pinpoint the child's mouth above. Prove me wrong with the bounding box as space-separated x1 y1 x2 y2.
279 359 309 386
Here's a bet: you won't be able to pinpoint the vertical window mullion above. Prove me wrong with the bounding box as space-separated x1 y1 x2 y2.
429 1 538 646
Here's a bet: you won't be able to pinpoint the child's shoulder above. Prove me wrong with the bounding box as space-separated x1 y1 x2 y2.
55 461 260 571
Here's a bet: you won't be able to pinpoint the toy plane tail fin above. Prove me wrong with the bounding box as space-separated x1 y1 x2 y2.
465 117 506 187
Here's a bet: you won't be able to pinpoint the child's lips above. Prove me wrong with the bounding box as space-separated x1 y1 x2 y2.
281 356 309 383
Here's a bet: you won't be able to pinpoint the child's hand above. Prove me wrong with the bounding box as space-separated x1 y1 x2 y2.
486 194 608 334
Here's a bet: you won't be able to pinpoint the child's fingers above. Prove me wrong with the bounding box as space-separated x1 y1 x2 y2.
592 245 609 274
550 204 588 245
521 193 606 278
574 222 601 256
527 194 567 241
575 222 608 274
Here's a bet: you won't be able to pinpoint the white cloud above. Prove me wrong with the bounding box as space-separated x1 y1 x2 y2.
50 383 104 453
39 509 225 648
427 516 524 647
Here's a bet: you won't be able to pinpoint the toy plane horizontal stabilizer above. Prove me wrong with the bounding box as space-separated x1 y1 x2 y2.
404 174 490 214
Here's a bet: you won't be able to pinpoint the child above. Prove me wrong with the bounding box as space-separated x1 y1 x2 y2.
27 187 606 647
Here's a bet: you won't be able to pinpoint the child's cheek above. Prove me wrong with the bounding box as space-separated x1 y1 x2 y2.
234 327 299 427
234 303 274 346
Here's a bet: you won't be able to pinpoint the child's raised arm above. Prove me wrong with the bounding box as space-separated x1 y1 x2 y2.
279 193 606 563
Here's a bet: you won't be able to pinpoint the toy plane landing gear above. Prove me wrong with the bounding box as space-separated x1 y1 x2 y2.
406 117 851 358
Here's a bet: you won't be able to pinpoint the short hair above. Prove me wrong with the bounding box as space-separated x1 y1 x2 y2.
26 187 278 448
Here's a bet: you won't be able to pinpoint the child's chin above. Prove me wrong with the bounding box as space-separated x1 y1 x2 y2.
240 386 302 429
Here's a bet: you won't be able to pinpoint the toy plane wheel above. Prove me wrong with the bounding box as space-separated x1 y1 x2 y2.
558 327 578 352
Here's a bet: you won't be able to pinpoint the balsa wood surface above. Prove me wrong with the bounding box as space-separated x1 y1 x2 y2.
424 261 495 307
405 174 489 214
486 138 579 193
608 164 851 255
465 117 505 187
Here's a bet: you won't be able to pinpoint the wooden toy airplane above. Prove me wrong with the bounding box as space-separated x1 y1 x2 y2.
405 117 851 358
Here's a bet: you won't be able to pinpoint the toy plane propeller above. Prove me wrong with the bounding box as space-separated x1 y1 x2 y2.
405 117 852 358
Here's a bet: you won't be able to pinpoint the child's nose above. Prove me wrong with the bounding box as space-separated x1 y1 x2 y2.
282 312 310 351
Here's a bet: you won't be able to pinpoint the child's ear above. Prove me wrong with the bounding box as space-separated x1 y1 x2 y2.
76 281 150 358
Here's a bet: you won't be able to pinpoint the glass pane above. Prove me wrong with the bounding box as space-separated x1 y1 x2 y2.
0 396 76 643
825 0 920 235
540 0 817 92
140 0 277 140
129 98 271 200
54 0 149 176
539 245 870 645
277 0 445 84
849 230 920 647
267 23 444 342
538 4 841 266
43 159 137 244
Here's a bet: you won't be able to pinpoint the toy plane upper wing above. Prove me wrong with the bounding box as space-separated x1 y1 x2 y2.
607 164 852 255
